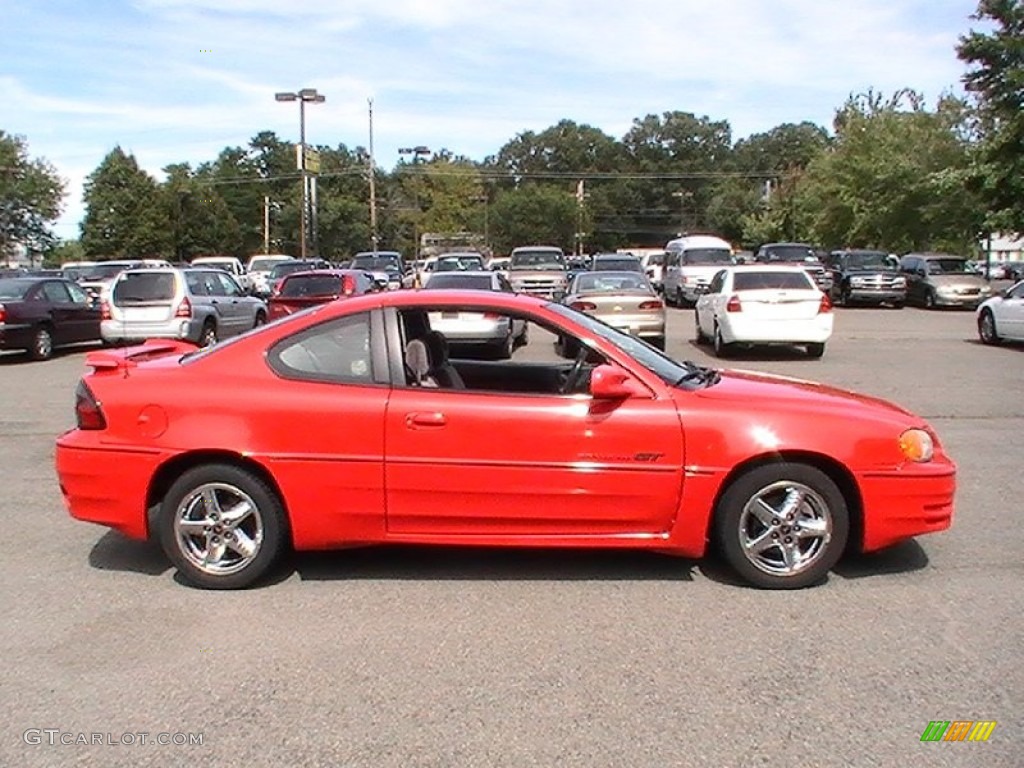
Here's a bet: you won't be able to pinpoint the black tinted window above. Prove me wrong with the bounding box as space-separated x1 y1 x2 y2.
424 275 493 290
113 272 176 301
281 275 342 297
733 271 814 291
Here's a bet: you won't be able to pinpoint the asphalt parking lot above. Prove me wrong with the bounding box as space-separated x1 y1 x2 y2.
1 302 1020 768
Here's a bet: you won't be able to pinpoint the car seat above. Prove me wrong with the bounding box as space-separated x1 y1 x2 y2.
422 331 466 389
404 338 438 387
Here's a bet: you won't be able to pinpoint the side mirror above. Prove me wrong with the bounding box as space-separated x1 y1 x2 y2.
589 364 649 400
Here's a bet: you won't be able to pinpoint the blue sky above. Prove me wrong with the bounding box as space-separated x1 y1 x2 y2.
3 0 986 240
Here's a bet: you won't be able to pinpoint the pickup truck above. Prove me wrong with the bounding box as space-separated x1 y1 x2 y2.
825 250 907 307
506 246 569 299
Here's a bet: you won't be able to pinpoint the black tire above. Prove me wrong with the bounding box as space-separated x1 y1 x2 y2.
891 301 904 309
29 325 54 361
978 309 1000 345
253 311 266 329
694 312 707 344
199 321 218 347
158 464 287 590
806 342 825 359
713 324 731 358
515 323 529 348
838 286 852 307
924 290 936 309
714 462 849 589
494 333 513 359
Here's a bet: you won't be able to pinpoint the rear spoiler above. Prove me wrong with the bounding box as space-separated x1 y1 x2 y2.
85 339 198 372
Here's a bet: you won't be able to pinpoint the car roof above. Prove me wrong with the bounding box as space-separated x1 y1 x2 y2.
725 264 817 272
424 270 494 277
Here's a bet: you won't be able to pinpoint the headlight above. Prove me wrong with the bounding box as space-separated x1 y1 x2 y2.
899 429 934 462
937 286 956 295
850 277 866 287
893 277 906 287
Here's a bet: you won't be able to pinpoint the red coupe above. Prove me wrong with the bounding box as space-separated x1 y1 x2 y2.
56 290 955 590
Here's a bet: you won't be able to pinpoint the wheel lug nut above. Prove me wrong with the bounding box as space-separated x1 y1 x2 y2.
772 519 780 526
784 537 792 544
771 533 779 539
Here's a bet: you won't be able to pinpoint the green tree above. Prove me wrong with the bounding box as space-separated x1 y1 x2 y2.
489 184 578 254
80 147 170 258
957 0 1024 233
163 163 242 260
45 239 86 267
795 90 983 252
0 131 66 263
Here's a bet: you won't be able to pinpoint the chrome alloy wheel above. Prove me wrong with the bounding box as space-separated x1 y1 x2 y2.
173 483 264 576
738 480 832 576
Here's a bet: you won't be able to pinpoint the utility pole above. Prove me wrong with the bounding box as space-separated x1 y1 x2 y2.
263 196 270 253
368 98 378 254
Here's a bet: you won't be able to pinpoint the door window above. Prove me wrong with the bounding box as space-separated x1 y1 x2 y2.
269 312 375 384
42 282 72 303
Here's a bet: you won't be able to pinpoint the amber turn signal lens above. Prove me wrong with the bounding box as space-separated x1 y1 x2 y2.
899 429 934 462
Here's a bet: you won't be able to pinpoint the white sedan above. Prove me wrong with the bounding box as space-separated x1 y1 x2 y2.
695 266 834 358
977 280 1024 344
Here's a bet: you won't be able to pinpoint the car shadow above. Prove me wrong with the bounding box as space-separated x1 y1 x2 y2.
88 530 172 576
292 546 698 583
685 340 812 362
0 342 102 366
833 539 929 580
964 337 1024 351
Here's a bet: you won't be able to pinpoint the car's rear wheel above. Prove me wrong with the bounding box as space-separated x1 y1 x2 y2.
199 321 217 347
29 325 54 361
978 309 1000 345
158 464 286 590
715 463 848 589
494 332 514 359
253 311 266 329
806 342 825 359
713 324 731 358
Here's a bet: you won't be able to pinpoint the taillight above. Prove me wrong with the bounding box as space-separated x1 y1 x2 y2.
639 300 663 310
0 303 5 324
342 276 355 296
571 301 597 310
482 312 501 319
100 301 111 320
726 295 742 312
818 293 833 314
75 380 106 430
174 297 192 318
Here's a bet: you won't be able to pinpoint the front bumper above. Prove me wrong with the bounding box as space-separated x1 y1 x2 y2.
857 460 956 551
847 288 906 304
933 292 987 308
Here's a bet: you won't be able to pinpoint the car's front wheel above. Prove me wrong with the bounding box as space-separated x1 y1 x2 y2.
158 464 287 589
715 463 849 589
978 309 1000 345
29 325 54 361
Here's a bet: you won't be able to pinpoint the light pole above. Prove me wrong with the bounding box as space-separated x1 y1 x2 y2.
398 146 431 258
275 88 325 259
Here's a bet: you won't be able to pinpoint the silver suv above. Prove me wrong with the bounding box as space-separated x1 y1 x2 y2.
102 268 267 346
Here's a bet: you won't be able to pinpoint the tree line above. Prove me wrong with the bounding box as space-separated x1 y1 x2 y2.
3 0 1022 264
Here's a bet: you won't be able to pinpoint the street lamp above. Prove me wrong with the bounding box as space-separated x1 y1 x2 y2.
275 88 326 259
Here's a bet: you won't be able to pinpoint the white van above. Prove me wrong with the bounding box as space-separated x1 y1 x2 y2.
662 234 735 306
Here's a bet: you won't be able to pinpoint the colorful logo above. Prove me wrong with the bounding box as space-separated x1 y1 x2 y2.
920 721 997 742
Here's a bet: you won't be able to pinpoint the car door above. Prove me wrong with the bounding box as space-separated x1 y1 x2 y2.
210 271 249 337
383 312 684 537
64 280 101 342
696 270 726 336
39 281 80 345
998 282 1024 340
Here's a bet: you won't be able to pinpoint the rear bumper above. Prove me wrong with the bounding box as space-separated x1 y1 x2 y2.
101 318 200 344
857 462 956 551
55 434 164 540
721 314 833 344
0 322 33 350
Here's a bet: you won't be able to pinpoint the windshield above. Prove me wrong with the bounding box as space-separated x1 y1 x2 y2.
113 272 176 302
435 255 485 272
844 251 891 269
547 303 712 389
761 245 819 264
351 256 401 272
85 263 135 279
62 266 94 280
424 274 493 290
593 258 642 272
574 273 650 293
645 253 665 266
280 275 342 297
0 279 33 299
510 250 566 270
733 271 815 291
250 258 292 273
271 262 320 278
682 249 733 266
926 259 970 275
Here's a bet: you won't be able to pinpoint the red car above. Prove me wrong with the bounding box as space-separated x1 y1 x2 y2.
56 290 955 590
267 269 378 320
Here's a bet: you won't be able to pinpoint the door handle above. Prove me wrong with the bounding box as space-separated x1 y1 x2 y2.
405 412 447 428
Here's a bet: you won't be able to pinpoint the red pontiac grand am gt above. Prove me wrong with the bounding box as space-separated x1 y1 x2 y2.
56 290 955 590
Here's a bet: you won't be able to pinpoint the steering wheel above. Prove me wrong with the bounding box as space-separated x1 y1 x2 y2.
560 346 588 394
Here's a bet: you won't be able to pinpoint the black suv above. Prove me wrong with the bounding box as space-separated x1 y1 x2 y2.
825 250 907 307
753 243 832 292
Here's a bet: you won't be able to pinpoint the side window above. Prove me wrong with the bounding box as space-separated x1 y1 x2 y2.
665 251 679 268
708 271 726 294
1009 283 1024 300
43 282 72 303
66 282 89 304
216 273 242 297
497 275 514 292
900 257 914 274
269 312 374 383
204 272 226 297
186 273 208 296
